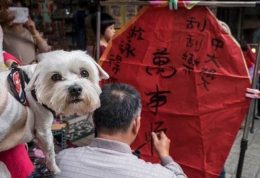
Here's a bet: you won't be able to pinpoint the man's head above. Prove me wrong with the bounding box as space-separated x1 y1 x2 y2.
93 83 142 143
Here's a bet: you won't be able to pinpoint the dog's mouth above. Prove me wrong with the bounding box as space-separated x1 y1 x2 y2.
69 98 83 104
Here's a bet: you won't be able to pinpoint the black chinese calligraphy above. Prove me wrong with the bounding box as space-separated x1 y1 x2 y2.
146 48 177 78
108 54 122 74
146 85 171 115
203 38 223 68
198 68 216 91
212 38 224 50
186 34 203 51
186 17 207 32
119 26 145 58
182 51 200 74
205 53 220 68
135 121 167 156
119 40 136 58
128 26 144 40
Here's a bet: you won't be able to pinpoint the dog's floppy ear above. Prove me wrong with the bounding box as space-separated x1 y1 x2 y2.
94 60 109 80
74 50 109 80
86 53 109 80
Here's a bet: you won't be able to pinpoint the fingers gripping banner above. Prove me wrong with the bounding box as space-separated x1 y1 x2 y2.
100 6 250 178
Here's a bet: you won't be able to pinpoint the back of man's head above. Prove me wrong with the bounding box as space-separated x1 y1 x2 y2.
93 83 141 133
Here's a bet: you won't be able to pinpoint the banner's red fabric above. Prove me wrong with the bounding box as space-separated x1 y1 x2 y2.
100 6 250 178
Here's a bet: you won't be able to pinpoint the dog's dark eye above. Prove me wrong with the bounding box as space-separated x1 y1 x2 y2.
51 73 62 81
80 69 89 78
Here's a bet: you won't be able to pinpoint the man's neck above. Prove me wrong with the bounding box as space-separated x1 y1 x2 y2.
97 133 132 145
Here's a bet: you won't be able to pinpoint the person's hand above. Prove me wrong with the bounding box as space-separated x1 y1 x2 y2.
24 18 38 35
151 131 170 159
245 88 260 99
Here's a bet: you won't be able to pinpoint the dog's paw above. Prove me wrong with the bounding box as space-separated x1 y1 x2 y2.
52 166 61 174
47 162 61 174
0 161 11 178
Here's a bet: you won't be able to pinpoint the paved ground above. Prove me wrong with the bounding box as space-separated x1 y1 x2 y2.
224 118 260 178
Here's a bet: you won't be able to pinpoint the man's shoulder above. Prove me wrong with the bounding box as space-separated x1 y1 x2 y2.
57 146 87 158
107 156 175 178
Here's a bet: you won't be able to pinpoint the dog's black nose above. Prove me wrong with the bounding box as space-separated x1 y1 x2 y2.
68 84 82 97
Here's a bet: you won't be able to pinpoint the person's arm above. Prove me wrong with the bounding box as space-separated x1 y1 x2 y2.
152 131 187 178
24 19 51 52
245 88 260 99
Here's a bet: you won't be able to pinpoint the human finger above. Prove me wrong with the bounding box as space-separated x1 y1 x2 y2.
151 132 159 143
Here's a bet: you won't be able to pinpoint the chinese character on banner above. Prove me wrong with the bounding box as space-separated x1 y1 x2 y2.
100 5 250 178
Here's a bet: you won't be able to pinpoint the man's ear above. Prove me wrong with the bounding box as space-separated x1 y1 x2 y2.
132 116 141 135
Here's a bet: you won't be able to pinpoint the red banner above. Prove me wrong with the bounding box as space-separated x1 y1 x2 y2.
100 6 250 178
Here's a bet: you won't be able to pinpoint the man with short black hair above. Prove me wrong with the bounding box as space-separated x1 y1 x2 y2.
56 83 187 178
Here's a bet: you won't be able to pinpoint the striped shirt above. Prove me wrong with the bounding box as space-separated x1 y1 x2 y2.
55 138 187 178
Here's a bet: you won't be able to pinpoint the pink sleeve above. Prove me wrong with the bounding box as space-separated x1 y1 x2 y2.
3 51 21 65
0 144 34 177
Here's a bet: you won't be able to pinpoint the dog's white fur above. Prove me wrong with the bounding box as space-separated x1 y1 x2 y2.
0 50 109 173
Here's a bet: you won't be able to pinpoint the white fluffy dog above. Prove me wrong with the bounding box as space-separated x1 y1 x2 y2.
0 50 109 173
